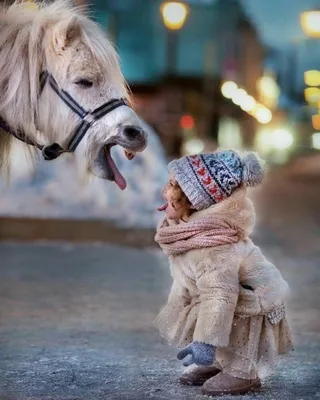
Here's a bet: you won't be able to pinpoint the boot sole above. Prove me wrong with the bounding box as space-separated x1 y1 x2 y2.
180 370 221 386
180 376 211 386
201 378 261 396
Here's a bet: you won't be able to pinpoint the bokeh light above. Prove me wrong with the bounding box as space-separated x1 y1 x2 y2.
180 114 195 129
240 95 256 112
160 1 189 30
255 127 294 153
312 114 320 130
221 81 238 99
221 81 271 124
232 88 247 106
255 128 272 153
300 10 320 38
254 105 272 124
304 70 320 87
258 76 280 99
305 87 320 104
271 129 294 150
312 132 320 149
184 138 205 154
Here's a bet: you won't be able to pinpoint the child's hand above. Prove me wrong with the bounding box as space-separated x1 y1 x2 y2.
177 341 216 366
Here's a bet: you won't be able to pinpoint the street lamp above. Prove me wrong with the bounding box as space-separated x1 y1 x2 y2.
300 9 320 38
160 1 189 30
160 1 189 77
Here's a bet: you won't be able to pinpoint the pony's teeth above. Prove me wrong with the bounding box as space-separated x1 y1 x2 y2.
124 150 135 160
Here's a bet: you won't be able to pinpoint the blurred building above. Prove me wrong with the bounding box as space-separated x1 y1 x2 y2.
258 45 319 163
85 0 265 157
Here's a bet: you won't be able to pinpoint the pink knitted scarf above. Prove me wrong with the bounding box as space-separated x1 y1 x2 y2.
155 216 239 256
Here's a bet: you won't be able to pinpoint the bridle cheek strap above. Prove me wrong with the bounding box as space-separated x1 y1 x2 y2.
0 70 128 161
39 71 128 160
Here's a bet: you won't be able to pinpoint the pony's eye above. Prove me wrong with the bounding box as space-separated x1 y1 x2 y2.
75 79 93 88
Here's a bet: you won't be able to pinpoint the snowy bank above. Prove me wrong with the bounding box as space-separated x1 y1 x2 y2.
0 122 168 228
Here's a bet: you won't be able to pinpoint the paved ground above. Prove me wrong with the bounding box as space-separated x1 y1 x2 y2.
0 167 320 400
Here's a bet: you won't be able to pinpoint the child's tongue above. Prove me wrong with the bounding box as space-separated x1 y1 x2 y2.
158 202 168 212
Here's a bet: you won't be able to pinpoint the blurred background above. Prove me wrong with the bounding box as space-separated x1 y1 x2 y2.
86 0 320 163
0 2 319 399
1 0 320 228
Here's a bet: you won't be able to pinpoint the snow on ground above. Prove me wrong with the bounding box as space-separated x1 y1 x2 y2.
0 122 168 228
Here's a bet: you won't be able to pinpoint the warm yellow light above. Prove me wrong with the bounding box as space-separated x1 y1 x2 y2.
312 132 320 149
160 1 189 30
184 138 205 155
301 10 320 38
255 128 272 152
271 129 294 150
218 117 243 149
256 127 294 152
258 74 280 109
312 114 320 130
254 105 272 124
232 88 247 106
240 95 256 112
304 70 320 87
221 83 271 121
305 87 320 104
221 81 238 99
258 76 280 99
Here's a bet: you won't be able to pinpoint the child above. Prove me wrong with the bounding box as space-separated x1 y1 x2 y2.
154 150 293 396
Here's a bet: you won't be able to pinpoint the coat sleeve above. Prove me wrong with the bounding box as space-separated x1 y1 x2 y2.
193 247 240 347
241 244 289 312
167 278 191 306
154 278 192 343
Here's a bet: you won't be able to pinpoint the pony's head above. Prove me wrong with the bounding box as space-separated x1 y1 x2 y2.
0 0 148 189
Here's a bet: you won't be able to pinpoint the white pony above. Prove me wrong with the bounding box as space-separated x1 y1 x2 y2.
0 0 147 190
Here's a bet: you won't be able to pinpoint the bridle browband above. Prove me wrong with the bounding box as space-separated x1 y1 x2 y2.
0 70 128 161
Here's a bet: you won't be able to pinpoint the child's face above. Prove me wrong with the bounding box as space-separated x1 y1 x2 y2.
158 174 192 220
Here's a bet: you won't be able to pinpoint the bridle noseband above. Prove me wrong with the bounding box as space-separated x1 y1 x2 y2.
0 70 128 161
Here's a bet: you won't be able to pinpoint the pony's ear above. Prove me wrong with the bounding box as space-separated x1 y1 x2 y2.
53 16 81 53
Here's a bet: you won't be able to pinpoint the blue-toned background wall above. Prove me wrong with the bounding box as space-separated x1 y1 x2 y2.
90 0 253 84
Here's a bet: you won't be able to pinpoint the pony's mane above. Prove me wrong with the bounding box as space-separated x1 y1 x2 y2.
0 0 128 173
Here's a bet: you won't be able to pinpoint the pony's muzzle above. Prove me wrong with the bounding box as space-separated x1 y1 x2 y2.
122 125 145 140
123 125 143 140
119 125 148 152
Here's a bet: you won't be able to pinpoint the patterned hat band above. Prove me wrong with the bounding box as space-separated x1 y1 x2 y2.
168 150 264 211
188 154 242 205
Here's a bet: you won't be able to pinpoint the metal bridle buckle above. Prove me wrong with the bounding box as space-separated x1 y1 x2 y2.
83 112 96 126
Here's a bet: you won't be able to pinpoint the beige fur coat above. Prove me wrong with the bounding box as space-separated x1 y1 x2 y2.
155 188 289 348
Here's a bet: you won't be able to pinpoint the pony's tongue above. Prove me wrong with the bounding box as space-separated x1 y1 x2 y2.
105 147 127 190
158 202 168 212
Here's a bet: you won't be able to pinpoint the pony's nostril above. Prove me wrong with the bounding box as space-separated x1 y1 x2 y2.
123 126 143 139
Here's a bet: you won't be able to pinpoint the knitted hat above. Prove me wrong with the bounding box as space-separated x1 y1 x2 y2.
168 150 264 210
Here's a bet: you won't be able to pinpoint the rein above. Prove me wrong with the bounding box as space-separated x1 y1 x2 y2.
0 70 128 161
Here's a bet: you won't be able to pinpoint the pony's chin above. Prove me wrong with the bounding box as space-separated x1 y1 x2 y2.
90 144 127 190
91 146 122 182
90 130 148 188
91 159 114 181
